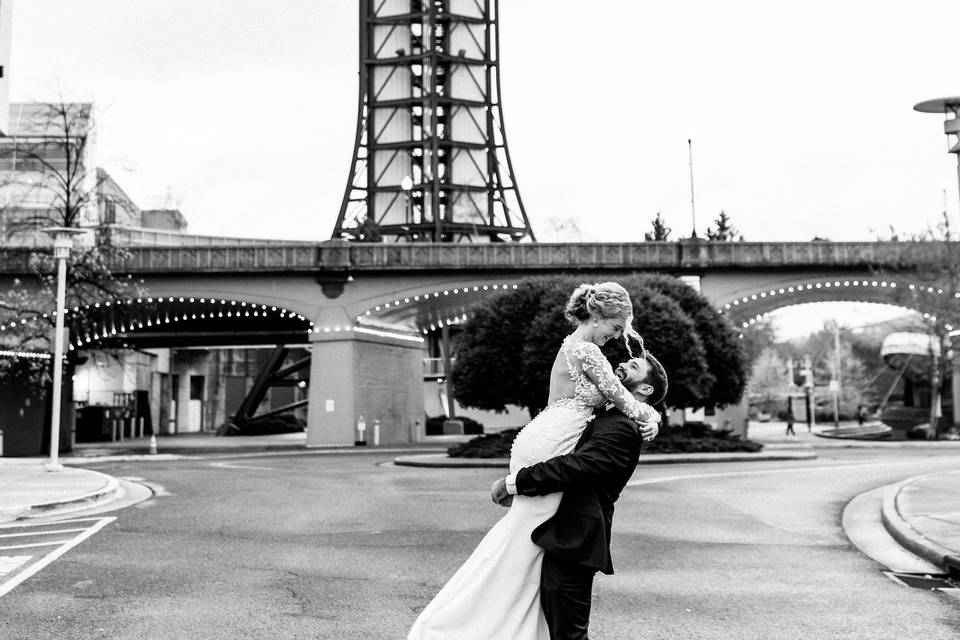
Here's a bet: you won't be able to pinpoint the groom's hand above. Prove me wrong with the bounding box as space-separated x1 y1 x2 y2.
491 478 513 507
637 420 659 442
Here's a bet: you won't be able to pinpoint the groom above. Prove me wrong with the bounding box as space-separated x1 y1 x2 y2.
491 346 667 640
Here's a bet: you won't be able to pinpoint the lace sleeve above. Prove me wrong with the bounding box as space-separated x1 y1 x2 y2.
573 341 660 423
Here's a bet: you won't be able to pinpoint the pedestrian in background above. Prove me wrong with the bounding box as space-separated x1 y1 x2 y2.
785 401 796 436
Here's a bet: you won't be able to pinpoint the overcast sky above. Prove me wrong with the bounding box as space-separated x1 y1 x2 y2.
8 1 951 334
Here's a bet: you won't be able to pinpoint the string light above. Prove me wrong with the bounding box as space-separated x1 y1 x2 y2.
719 279 936 316
357 282 520 318
0 296 311 349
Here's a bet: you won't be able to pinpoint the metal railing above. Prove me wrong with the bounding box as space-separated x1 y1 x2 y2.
422 357 455 378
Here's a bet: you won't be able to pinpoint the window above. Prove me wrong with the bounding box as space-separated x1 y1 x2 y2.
189 375 205 401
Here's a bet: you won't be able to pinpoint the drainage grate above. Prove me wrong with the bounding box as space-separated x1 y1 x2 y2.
883 572 958 590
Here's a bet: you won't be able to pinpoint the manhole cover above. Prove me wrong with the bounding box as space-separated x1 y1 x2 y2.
883 572 958 590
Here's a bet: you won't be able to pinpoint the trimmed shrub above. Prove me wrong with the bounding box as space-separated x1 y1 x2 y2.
447 421 761 458
218 413 305 436
448 428 519 458
425 414 484 435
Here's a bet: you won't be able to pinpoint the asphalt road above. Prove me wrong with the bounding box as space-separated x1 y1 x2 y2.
3 447 960 639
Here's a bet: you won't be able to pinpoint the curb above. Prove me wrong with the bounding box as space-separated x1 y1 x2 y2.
0 469 123 523
880 474 960 577
62 446 448 465
394 450 818 468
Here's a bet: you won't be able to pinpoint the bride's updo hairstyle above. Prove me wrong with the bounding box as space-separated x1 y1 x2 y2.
564 282 643 354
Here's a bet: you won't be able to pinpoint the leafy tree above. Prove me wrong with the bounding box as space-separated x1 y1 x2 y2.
451 275 721 416
740 317 778 372
634 274 746 408
644 212 672 241
450 278 567 413
747 347 788 405
705 210 743 241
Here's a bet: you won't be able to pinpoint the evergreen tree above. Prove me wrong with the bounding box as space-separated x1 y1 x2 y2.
705 210 743 241
644 212 672 241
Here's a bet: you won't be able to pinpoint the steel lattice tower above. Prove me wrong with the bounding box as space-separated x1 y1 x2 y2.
332 0 535 242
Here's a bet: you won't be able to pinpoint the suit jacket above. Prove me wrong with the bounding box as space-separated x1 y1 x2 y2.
514 406 642 575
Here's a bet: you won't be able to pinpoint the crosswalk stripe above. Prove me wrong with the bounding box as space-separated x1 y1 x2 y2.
0 556 31 576
0 528 89 540
0 517 115 598
0 541 73 551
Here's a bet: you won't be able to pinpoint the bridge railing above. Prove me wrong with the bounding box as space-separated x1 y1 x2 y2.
0 239 954 274
106 225 316 248
328 240 945 270
112 245 321 272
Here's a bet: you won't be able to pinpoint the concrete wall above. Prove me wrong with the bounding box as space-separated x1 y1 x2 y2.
307 330 425 446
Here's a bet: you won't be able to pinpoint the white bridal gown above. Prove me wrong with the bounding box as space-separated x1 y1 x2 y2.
408 336 659 640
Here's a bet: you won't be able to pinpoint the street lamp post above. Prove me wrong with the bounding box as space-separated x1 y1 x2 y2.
41 227 87 472
914 98 960 435
914 97 960 223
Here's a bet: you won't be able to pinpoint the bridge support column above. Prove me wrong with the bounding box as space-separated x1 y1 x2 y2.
306 328 426 447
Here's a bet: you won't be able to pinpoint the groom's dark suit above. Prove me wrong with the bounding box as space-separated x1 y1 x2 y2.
513 405 642 640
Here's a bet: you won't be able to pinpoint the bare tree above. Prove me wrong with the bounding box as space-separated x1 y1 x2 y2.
880 213 960 438
0 100 145 386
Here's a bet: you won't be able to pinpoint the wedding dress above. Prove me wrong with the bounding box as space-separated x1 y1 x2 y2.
408 337 658 640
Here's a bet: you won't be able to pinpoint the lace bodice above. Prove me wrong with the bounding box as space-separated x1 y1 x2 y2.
509 335 659 473
556 336 659 423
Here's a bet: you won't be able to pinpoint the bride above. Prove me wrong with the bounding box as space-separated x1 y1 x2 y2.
408 282 661 640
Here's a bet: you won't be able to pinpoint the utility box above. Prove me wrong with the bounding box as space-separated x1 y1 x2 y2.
442 419 464 435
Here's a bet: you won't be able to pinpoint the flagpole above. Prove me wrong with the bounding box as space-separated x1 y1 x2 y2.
688 138 697 238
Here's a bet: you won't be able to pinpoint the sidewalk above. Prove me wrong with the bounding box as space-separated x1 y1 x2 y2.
0 458 121 523
880 470 960 578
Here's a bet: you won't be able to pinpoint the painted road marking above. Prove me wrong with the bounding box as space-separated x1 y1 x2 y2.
0 541 75 551
0 556 31 576
626 459 933 488
0 528 90 539
209 461 275 471
0 516 115 598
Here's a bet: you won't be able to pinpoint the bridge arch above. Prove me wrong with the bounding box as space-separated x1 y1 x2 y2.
352 277 525 334
0 294 314 350
714 276 949 331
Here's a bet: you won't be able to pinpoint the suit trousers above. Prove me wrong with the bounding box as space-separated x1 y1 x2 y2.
540 551 596 640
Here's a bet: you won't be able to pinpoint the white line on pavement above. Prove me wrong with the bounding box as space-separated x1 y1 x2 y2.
0 556 31 576
0 516 115 598
209 461 275 471
0 528 90 539
626 459 937 488
0 541 73 551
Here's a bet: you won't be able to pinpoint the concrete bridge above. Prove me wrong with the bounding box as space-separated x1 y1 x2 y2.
0 238 952 445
